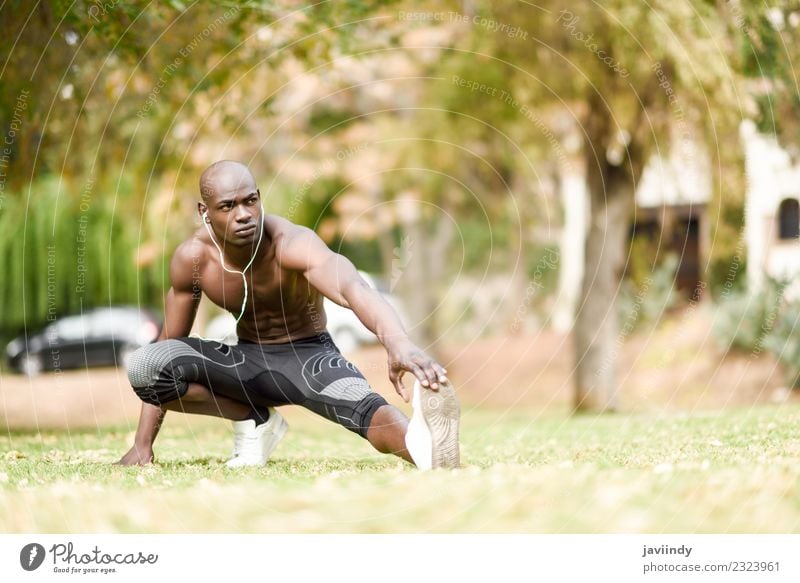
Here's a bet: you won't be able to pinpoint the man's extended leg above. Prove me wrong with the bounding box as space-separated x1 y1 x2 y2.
364 381 461 470
267 332 460 469
366 404 412 463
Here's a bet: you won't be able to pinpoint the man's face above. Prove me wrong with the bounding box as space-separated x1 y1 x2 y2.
205 186 262 246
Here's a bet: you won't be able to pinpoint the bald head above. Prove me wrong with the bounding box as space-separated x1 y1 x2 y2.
199 160 257 201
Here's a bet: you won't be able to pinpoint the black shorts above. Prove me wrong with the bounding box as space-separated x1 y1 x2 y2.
126 331 388 438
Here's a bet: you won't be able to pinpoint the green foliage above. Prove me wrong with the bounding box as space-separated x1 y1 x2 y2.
459 218 510 271
331 237 382 274
737 3 800 145
707 196 747 297
762 294 800 388
308 107 360 135
292 177 345 230
0 178 168 341
712 276 786 354
714 275 800 388
626 232 660 291
753 93 779 135
525 245 560 296
617 253 679 330
741 13 784 79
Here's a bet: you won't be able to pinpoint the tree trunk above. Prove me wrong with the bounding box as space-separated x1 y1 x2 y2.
505 185 531 333
371 185 397 285
392 197 454 359
427 207 454 355
553 151 588 333
396 196 435 348
573 154 636 412
571 84 653 413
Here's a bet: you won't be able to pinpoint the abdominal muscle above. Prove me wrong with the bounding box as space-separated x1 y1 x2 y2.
235 292 328 344
202 266 328 344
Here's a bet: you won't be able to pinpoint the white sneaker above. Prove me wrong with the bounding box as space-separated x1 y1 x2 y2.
225 408 289 468
404 379 461 470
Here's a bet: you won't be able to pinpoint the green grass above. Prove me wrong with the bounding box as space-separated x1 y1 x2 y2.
1 405 800 533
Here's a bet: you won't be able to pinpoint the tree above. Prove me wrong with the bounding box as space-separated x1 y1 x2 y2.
0 0 399 337
458 0 741 410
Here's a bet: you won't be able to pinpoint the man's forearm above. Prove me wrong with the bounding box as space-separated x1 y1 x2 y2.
117 402 165 464
128 332 170 450
134 402 166 448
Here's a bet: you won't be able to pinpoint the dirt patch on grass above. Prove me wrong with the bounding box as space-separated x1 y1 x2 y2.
0 366 141 430
441 304 800 412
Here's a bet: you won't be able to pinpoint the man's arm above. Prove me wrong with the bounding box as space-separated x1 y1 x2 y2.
276 225 448 402
117 241 202 465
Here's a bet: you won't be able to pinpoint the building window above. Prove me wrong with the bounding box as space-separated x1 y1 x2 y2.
778 198 800 239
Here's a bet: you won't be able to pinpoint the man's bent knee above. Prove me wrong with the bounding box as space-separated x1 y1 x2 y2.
127 340 196 406
352 392 390 438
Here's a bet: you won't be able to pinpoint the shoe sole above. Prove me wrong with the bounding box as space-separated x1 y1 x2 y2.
419 381 461 469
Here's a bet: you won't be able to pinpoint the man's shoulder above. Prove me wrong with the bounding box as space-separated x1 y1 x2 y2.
171 233 209 268
266 214 307 235
266 214 314 246
266 215 329 271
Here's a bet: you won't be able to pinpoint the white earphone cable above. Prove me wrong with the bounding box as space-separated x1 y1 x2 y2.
202 210 264 324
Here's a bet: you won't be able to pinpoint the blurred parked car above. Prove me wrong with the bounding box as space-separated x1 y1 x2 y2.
204 271 408 353
5 307 161 376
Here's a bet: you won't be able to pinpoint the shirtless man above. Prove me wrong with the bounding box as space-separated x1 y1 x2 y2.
117 160 459 469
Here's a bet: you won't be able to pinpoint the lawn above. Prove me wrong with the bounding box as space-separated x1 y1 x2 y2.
1 404 799 533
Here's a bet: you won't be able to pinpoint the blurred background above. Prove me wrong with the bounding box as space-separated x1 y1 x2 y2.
3 0 800 430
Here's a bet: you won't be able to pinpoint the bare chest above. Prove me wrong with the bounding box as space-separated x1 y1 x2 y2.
200 256 309 314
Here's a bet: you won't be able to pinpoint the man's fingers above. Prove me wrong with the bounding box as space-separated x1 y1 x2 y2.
421 362 440 389
396 378 409 402
412 356 440 389
413 363 440 391
410 363 430 388
390 352 449 397
433 362 449 384
390 370 409 402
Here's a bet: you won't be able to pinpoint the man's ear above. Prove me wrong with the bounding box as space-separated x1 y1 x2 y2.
198 202 207 218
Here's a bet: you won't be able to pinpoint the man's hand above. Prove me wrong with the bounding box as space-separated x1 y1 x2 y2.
387 338 449 402
115 445 154 466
